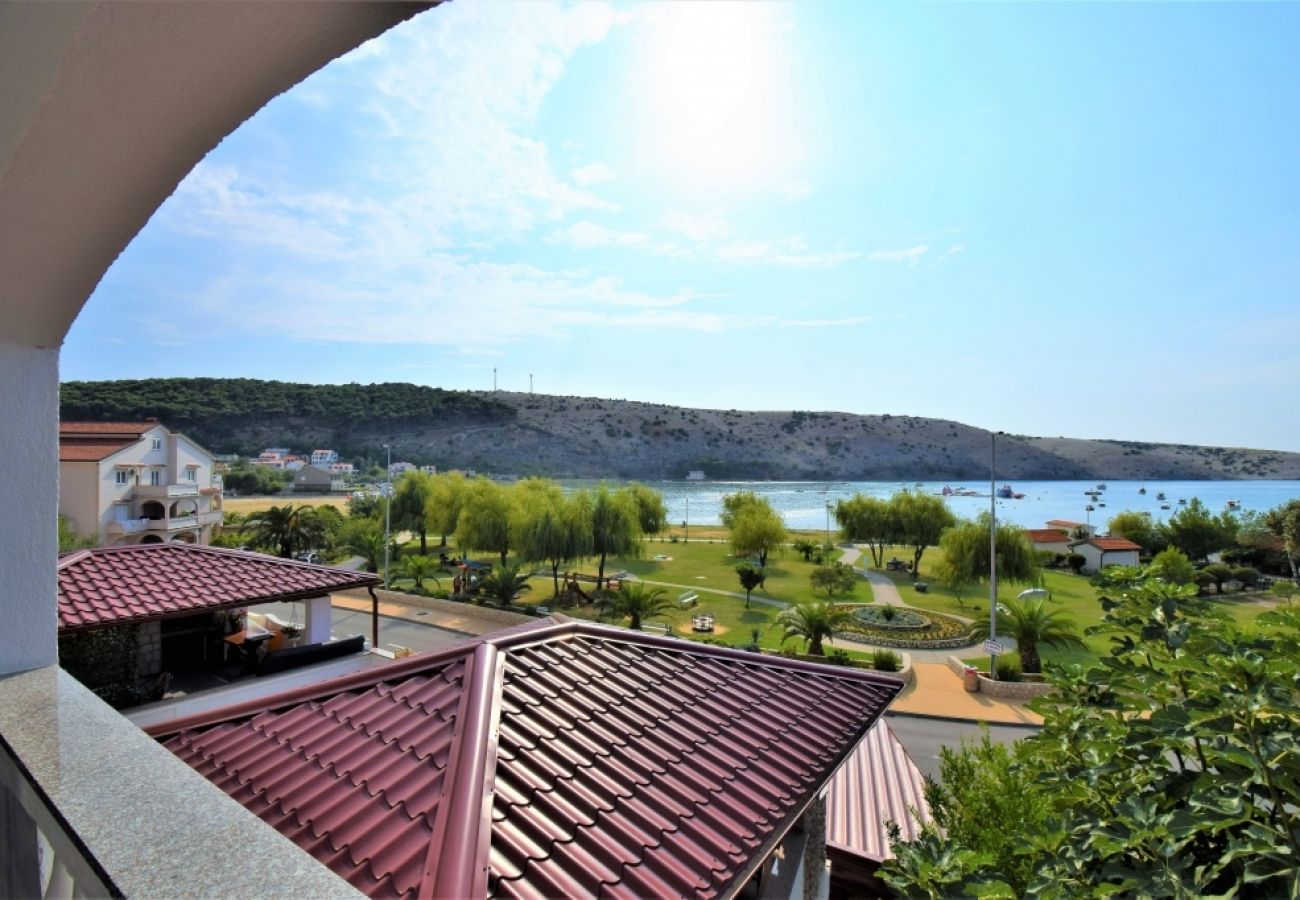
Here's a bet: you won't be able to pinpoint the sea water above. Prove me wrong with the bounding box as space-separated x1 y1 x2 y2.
615 480 1300 531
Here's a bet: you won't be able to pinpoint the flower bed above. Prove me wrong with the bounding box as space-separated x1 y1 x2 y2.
835 607 975 649
852 605 931 630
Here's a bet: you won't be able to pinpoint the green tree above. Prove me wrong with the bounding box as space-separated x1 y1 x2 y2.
598 583 672 631
456 477 515 565
1166 497 1237 562
57 514 95 553
724 492 786 567
621 482 668 536
776 602 854 656
884 576 1300 897
338 518 390 574
893 491 956 579
392 471 435 555
587 486 642 589
1149 546 1196 585
809 562 859 598
1106 510 1160 555
242 504 326 558
515 490 592 598
835 494 896 568
970 596 1084 673
735 562 765 608
477 563 531 607
934 515 1041 608
425 471 467 548
1201 562 1234 594
1264 498 1300 582
791 539 818 562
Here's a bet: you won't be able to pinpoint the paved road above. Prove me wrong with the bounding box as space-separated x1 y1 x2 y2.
258 600 475 653
886 715 1039 781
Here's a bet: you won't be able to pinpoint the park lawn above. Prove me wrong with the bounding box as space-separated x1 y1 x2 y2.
224 494 353 515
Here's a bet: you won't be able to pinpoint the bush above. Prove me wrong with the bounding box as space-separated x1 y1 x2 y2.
872 649 902 672
995 657 1022 682
1230 566 1260 590
826 649 853 667
881 605 897 622
1067 554 1086 574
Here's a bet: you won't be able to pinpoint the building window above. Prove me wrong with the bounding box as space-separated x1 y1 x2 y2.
185 468 197 482
115 470 129 486
152 437 162 450
150 470 162 486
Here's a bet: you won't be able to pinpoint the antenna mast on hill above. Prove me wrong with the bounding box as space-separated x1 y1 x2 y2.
530 373 533 393
493 368 497 392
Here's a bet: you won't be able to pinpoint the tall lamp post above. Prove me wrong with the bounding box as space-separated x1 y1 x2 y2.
826 501 833 548
989 431 1003 679
382 443 392 589
684 496 689 543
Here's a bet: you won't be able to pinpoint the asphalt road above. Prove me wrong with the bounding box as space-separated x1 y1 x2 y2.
885 715 1040 781
257 600 477 653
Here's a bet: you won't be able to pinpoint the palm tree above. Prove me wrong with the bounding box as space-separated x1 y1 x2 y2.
971 596 1085 673
477 563 531 607
341 520 391 575
399 554 442 591
776 602 854 656
598 583 673 631
242 505 324 558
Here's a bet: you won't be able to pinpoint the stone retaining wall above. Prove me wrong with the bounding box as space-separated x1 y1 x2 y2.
337 587 537 628
944 655 1054 699
136 619 162 678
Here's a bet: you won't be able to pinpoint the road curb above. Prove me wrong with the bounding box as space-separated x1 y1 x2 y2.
886 709 1043 729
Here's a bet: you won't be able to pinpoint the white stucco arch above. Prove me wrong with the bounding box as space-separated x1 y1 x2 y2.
0 1 431 675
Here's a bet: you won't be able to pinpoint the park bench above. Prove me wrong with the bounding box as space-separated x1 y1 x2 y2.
677 591 699 607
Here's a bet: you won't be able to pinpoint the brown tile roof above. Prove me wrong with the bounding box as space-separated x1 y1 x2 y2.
1072 536 1143 552
59 421 159 436
1045 519 1084 528
58 437 137 462
151 621 903 899
1026 529 1073 544
826 719 931 863
57 544 380 631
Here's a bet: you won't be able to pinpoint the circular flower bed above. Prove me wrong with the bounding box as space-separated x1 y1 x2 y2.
852 605 930 630
835 606 974 649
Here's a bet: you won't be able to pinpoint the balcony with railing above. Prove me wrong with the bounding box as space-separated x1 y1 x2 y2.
105 517 151 536
132 483 199 499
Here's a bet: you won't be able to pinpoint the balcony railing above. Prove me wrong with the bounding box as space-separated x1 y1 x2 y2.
106 517 150 535
197 510 224 526
133 483 199 499
147 515 198 531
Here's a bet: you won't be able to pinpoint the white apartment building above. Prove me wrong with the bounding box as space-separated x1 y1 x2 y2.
420 464 437 475
389 461 416 477
311 449 338 466
59 421 224 547
328 462 355 475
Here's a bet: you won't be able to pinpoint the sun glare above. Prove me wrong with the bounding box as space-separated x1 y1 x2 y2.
629 2 806 197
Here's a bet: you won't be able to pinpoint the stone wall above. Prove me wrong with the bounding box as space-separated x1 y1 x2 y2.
336 588 537 628
944 655 1053 699
135 619 162 678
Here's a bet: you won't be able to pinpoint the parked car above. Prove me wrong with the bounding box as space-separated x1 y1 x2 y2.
295 551 320 564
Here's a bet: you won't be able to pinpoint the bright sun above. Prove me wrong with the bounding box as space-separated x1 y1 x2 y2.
628 2 806 197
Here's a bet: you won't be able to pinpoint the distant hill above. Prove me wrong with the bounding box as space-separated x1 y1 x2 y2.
60 378 1300 481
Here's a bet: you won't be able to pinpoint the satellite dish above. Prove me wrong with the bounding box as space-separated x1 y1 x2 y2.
1018 588 1051 602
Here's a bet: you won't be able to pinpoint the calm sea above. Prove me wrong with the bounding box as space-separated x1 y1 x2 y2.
601 480 1300 531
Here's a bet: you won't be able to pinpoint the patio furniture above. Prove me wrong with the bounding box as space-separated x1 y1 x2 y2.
691 613 715 633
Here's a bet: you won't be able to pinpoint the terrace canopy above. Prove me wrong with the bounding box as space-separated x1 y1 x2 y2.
150 619 905 898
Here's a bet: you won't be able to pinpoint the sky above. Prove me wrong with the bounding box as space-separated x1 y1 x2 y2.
63 2 1300 451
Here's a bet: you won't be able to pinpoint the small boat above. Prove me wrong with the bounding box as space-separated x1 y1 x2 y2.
942 485 954 496
996 484 1014 499
1139 486 1147 495
1161 504 1171 510
915 481 923 488
1226 499 1240 510
1097 483 1107 490
1156 492 1167 501
1085 504 1096 512
1098 502 1106 507
1178 498 1188 505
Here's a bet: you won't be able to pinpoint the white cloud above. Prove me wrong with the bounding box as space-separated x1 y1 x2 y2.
781 181 813 201
780 315 880 328
715 238 859 270
868 245 930 268
946 243 966 256
572 163 615 186
662 211 733 243
552 221 647 249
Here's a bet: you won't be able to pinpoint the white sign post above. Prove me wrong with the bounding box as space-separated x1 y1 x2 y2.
983 639 1004 656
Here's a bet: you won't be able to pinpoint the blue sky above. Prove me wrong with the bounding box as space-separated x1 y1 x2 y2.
64 2 1300 451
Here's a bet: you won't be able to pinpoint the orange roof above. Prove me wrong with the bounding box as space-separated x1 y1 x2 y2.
1072 536 1142 552
58 437 137 462
1026 529 1072 544
1045 519 1084 528
59 421 159 436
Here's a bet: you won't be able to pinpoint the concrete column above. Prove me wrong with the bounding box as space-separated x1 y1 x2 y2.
801 794 828 900
0 342 59 676
303 595 332 645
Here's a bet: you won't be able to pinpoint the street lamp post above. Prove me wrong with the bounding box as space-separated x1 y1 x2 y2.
684 497 689 543
989 431 1001 679
382 443 392 589
826 502 833 548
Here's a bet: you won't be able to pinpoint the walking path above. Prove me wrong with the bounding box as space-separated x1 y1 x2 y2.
890 663 1043 725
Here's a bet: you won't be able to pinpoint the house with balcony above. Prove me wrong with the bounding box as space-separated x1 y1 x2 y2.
58 421 224 547
311 448 339 467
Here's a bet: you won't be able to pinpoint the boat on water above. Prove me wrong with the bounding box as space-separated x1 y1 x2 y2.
1226 499 1241 510
1156 492 1167 501
1179 498 1188 505
1139 486 1147 495
1161 504 1171 510
1097 483 1107 490
1086 504 1096 511
1098 502 1107 507
995 484 1024 499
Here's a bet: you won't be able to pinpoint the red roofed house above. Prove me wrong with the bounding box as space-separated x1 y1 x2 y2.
1045 518 1096 539
149 619 907 899
59 420 224 547
1068 536 1143 574
57 544 380 707
1025 528 1074 556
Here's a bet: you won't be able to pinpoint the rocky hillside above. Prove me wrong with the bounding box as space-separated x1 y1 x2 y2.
60 379 1300 480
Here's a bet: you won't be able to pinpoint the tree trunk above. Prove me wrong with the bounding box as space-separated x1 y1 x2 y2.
551 561 561 598
759 549 768 567
1021 643 1041 674
598 551 607 590
911 546 925 579
500 548 508 566
744 588 751 608
419 529 427 555
809 636 824 655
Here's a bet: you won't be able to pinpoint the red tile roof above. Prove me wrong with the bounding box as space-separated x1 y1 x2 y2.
1026 529 1073 544
826 719 931 863
151 621 903 899
1072 536 1142 552
59 421 159 436
1045 519 1084 528
58 437 138 462
57 544 380 631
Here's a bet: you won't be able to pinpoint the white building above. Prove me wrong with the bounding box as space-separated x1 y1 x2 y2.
420 464 438 475
328 462 355 475
311 449 338 466
59 421 223 547
389 461 416 477
1068 536 1142 574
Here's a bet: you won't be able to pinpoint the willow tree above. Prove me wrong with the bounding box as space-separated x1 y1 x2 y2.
722 491 786 567
455 477 514 565
893 490 956 578
835 494 895 568
515 486 592 598
935 515 1040 607
425 471 467 548
586 486 642 589
392 470 434 555
622 482 669 536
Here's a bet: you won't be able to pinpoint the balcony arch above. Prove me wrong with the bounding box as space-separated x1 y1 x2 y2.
169 499 199 518
139 534 164 545
141 501 166 521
